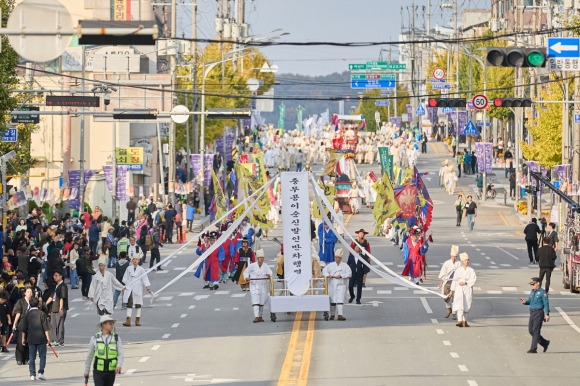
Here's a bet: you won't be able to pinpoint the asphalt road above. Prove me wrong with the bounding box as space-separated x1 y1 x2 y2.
1 141 580 385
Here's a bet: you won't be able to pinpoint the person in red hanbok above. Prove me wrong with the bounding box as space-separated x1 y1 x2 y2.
401 227 429 284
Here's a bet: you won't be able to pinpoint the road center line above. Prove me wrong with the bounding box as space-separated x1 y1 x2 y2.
555 306 580 333
496 246 520 260
420 297 433 314
277 311 315 386
138 356 150 362
498 211 509 226
458 364 469 372
151 345 160 351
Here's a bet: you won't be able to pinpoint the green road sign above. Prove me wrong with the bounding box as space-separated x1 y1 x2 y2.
349 62 407 71
386 63 406 70
349 64 367 70
351 74 396 80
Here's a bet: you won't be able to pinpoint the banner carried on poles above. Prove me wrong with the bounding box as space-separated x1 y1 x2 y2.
281 172 312 296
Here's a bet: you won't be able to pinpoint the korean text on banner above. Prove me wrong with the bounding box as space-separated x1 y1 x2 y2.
281 172 312 295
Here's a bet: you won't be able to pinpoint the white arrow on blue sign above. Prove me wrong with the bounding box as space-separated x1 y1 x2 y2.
548 37 580 58
574 113 580 124
416 104 426 115
463 120 479 136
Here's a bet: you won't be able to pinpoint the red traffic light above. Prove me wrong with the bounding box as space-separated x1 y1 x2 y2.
428 98 438 107
493 98 504 107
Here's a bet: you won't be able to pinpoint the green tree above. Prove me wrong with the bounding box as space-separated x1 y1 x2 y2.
174 42 275 149
355 85 410 130
521 76 562 168
1 0 38 176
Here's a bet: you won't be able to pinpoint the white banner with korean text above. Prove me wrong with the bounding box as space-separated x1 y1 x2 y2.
282 172 312 295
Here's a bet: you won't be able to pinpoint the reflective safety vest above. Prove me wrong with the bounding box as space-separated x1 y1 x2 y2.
93 333 118 372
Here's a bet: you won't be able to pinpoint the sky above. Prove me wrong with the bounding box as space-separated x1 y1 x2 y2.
175 0 483 77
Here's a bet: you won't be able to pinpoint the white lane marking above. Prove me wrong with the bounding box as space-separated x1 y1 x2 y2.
458 365 469 372
397 264 405 268
467 242 473 244
188 305 196 309
231 293 246 298
443 341 451 346
394 287 409 291
480 253 486 255
414 290 429 295
556 306 580 333
420 297 433 314
489 266 500 269
125 369 136 375
485 256 491 260
502 287 517 291
475 248 481 251
194 295 210 300
431 319 438 324
2 355 14 361
162 334 171 339
233 307 239 310
473 287 481 291
471 263 481 267
467 380 478 386
500 264 512 267
71 298 84 302
138 356 150 363
214 291 230 295
362 287 374 291
178 292 195 296
436 329 444 335
159 296 173 301
151 345 160 351
383 262 394 266
450 352 459 358
70 313 80 318
487 290 502 294
173 267 187 271
377 290 392 295
496 246 520 260
171 323 179 328
490 261 496 265
180 314 187 318
155 269 168 273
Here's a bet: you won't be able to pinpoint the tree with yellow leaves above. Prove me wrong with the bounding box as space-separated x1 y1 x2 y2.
521 76 562 168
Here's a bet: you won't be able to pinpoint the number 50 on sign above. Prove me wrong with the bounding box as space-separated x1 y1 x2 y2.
472 94 488 110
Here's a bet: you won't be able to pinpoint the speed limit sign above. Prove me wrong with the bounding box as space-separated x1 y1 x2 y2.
432 67 446 80
472 94 488 110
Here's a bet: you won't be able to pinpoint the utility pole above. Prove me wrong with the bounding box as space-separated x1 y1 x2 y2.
168 0 177 204
79 46 87 214
573 3 580 183
410 2 417 129
454 0 460 139
192 0 199 159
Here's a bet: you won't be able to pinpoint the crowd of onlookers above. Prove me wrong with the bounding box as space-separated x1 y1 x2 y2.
0 197 196 368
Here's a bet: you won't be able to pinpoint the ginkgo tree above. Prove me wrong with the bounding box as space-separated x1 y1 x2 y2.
520 75 562 168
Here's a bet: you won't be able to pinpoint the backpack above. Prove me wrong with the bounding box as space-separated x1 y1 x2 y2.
145 234 155 251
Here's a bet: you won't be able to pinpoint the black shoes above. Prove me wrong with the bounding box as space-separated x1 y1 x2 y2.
527 349 537 353
542 340 550 353
203 284 210 289
348 297 354 303
213 284 219 290
356 300 361 305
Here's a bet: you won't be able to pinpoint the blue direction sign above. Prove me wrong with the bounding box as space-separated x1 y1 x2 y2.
548 37 580 58
1 128 17 143
351 79 396 89
575 113 580 124
464 120 479 136
442 107 454 113
416 104 426 115
430 78 446 83
375 100 390 106
380 90 391 96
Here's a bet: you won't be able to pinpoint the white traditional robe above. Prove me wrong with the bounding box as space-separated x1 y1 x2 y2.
88 270 124 314
322 261 352 303
438 259 461 297
451 266 476 313
243 262 273 305
122 264 151 305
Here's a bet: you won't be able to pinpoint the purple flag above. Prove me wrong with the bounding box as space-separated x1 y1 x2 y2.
103 165 128 201
68 170 96 210
190 154 216 186
390 117 402 128
406 104 413 122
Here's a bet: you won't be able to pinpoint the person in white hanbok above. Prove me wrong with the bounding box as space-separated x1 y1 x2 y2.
122 255 153 327
89 256 125 315
438 245 461 319
349 182 363 214
449 252 476 327
243 249 272 323
322 249 352 321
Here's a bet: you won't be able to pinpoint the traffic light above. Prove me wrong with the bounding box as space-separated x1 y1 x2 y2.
427 98 466 108
492 98 532 108
486 47 546 67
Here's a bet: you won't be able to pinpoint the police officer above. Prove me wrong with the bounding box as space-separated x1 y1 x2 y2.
84 315 124 386
521 277 550 353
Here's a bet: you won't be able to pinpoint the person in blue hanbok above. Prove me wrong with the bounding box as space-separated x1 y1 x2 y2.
318 220 338 264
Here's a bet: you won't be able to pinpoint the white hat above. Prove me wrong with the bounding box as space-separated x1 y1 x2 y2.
96 314 116 328
450 245 459 257
334 248 344 258
98 256 107 266
256 249 265 258
460 252 469 262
